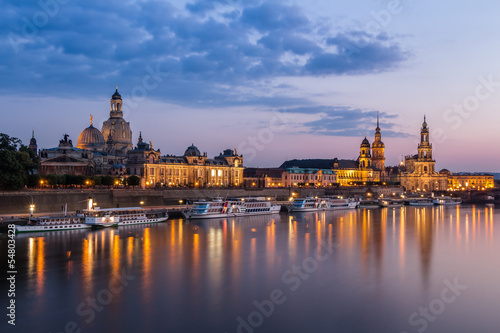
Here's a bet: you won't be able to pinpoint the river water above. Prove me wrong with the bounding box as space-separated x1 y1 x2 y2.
1 205 499 333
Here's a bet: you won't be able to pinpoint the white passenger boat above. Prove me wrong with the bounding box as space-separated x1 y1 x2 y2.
84 207 168 227
288 197 321 212
15 199 168 232
433 196 462 205
182 197 281 219
289 196 357 212
15 215 90 233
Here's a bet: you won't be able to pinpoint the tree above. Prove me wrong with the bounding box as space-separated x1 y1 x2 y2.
127 175 141 187
0 150 25 190
0 133 39 190
101 175 114 187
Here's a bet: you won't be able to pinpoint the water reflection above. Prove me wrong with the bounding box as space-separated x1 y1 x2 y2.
2 206 499 333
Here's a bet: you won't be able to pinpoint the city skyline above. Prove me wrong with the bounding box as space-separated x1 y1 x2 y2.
2 0 500 171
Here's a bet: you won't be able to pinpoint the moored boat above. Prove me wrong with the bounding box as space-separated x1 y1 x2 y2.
183 197 281 219
407 198 434 206
15 215 90 233
289 196 357 212
433 196 462 205
357 200 380 209
379 199 405 208
84 207 168 227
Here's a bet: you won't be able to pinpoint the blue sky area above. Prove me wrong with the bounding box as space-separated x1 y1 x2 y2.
1 0 499 171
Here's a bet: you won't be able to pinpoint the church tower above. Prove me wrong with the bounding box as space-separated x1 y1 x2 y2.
101 87 133 157
29 129 37 155
415 116 436 175
371 112 385 171
359 137 372 169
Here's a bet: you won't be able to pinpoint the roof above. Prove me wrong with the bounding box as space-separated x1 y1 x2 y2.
279 159 358 169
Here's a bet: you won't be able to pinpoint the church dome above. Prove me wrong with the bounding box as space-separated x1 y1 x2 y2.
112 88 121 100
184 144 201 157
77 124 105 151
361 137 370 147
372 141 385 148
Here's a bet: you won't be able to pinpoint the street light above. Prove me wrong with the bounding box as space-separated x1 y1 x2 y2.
29 204 35 219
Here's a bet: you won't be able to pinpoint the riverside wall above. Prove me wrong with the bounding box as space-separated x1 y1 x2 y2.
0 186 409 215
0 188 295 215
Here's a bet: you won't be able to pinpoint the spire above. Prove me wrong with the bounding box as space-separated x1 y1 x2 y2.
422 114 428 129
32 129 35 139
376 111 380 130
138 131 143 143
90 114 93 126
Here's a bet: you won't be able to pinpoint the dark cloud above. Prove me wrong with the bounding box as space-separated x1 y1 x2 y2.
0 1 409 107
280 106 408 137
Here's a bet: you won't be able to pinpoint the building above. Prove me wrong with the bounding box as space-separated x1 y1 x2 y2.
243 168 285 187
100 88 133 156
439 170 494 191
39 134 93 176
282 167 337 187
400 116 448 191
126 135 244 187
29 130 37 155
371 112 386 173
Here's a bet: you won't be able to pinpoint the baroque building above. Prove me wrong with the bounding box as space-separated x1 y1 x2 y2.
126 134 244 187
371 112 386 172
100 88 133 156
400 116 448 191
276 116 384 187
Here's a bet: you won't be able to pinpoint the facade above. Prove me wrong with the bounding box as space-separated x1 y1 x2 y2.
441 170 494 191
243 168 285 187
126 135 244 187
39 134 93 176
400 117 448 192
282 167 337 187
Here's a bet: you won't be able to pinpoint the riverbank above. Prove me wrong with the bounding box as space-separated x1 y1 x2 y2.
0 186 494 215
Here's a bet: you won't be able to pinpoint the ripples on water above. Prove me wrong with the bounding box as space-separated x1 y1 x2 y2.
0 205 499 333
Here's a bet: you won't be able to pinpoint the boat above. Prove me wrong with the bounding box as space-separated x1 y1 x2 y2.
379 199 405 208
182 197 281 219
15 215 91 233
15 199 169 232
83 207 168 227
289 196 357 212
357 200 380 209
433 196 462 205
407 198 434 206
288 197 321 212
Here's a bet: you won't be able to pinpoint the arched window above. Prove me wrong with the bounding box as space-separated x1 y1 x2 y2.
424 166 428 173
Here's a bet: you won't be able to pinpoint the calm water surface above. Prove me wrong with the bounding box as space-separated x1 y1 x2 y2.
1 205 499 333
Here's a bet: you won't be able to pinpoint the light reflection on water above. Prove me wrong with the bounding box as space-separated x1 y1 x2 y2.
0 206 499 333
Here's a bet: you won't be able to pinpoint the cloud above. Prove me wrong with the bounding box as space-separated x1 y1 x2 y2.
0 0 410 108
279 106 408 137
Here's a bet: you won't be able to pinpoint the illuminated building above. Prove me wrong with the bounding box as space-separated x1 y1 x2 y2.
400 116 448 191
126 134 244 187
440 170 494 191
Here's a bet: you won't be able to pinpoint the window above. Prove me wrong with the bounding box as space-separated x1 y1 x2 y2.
211 169 216 177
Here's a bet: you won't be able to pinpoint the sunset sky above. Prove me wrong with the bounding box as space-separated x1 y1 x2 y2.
1 0 500 171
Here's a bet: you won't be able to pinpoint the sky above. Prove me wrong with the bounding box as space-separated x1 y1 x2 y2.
1 0 500 171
